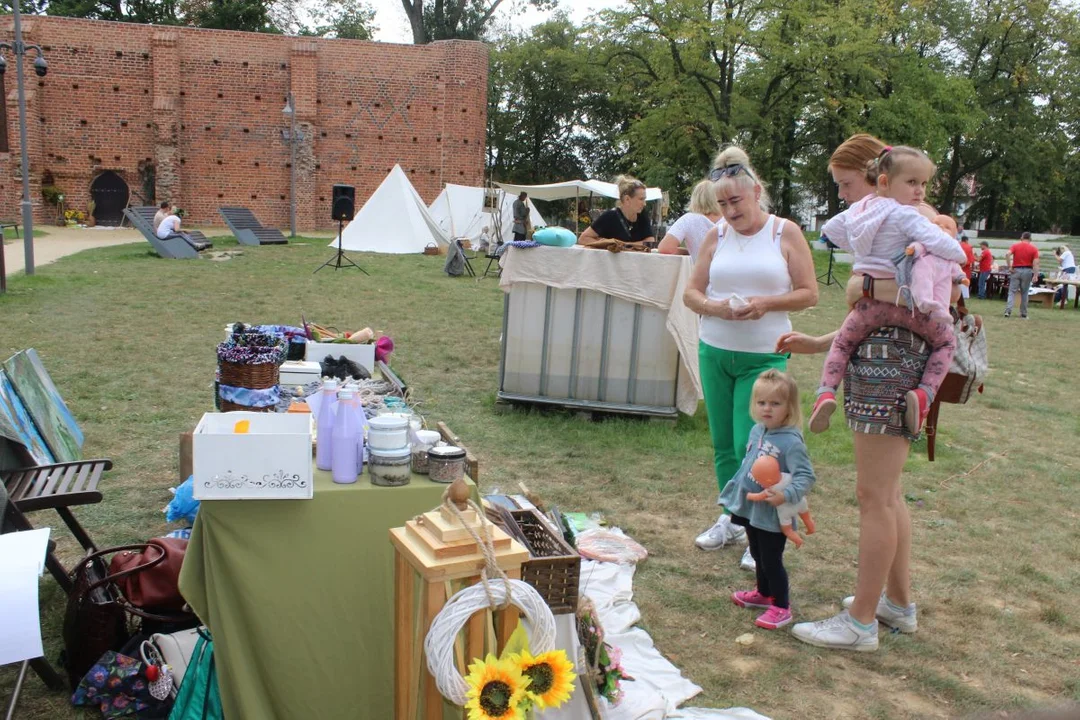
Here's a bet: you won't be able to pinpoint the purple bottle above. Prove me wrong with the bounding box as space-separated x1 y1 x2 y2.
331 389 359 484
314 378 339 472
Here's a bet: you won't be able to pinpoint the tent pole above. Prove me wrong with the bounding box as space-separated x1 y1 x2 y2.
575 188 579 235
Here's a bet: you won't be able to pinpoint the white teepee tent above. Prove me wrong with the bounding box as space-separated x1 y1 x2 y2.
333 165 450 254
428 184 546 245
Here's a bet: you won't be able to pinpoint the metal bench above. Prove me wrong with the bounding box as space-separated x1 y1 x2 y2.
218 207 288 246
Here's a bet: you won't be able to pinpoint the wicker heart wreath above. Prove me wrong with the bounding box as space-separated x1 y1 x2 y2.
423 579 557 706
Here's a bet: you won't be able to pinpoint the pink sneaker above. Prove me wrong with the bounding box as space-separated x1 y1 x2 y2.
732 590 773 609
755 605 793 629
904 388 930 434
808 392 836 434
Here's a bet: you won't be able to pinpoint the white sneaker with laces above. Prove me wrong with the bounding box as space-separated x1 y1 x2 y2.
791 611 879 652
842 593 917 633
694 515 747 550
740 546 756 571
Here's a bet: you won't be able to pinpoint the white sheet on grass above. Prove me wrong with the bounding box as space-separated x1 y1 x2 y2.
539 557 770 720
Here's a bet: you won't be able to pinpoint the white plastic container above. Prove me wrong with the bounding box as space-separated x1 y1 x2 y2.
193 412 313 500
367 415 409 451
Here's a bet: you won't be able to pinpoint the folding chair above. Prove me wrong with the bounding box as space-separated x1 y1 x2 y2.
2 458 113 593
455 239 477 277
482 242 504 279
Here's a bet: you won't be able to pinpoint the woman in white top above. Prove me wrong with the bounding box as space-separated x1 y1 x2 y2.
657 179 723 262
683 146 818 560
1054 245 1076 304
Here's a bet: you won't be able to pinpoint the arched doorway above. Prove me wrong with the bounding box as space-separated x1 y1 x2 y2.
89 171 129 226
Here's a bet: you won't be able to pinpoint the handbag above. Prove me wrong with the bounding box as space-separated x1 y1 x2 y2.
148 628 201 696
168 630 224 720
948 313 988 403
108 538 188 611
63 545 194 689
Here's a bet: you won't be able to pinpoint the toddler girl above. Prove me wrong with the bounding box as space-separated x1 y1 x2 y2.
811 146 967 435
722 370 815 630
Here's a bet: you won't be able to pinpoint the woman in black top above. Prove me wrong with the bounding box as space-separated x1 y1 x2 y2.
577 176 656 245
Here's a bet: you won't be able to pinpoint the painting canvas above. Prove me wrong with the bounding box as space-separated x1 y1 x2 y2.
0 369 55 465
2 349 83 463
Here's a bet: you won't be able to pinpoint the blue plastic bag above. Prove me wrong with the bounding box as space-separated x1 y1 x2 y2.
165 476 200 526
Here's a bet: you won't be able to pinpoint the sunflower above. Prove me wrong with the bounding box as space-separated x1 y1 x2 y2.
512 649 576 710
464 654 529 720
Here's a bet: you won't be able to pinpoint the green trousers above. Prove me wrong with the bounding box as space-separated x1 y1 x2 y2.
699 341 788 496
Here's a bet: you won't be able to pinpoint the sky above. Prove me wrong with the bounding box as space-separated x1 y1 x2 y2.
366 0 627 44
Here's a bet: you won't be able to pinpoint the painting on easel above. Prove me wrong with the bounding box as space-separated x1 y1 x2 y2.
2 349 83 463
0 369 56 465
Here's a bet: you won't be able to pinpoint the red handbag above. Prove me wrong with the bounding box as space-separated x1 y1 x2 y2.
108 538 188 611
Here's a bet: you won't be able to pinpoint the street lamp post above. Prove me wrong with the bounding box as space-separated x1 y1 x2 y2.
0 0 49 280
282 93 298 239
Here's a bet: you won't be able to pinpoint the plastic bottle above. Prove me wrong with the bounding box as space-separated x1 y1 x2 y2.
314 378 339 472
343 384 368 474
331 389 359 484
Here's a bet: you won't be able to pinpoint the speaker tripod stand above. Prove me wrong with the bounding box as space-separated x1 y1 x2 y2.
817 247 839 287
315 217 368 274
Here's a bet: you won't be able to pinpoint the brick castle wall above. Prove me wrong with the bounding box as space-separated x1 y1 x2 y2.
0 16 488 230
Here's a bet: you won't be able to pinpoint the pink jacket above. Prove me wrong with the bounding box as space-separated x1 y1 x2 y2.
906 242 964 321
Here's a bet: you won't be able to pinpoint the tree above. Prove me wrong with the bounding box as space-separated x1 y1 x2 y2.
400 0 556 44
304 0 377 39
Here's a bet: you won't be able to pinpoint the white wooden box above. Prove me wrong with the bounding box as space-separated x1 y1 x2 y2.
304 342 375 373
280 360 322 386
193 412 314 500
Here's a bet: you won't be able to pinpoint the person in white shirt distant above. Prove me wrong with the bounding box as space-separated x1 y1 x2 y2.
156 208 190 242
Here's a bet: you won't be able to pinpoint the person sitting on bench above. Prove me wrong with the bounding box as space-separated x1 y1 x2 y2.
153 201 171 232
156 208 194 244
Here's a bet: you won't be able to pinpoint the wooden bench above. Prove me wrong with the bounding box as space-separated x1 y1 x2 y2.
1 219 19 238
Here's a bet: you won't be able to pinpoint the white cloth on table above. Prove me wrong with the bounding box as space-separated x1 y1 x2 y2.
499 246 702 415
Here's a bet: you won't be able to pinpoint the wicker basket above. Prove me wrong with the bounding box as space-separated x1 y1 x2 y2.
488 507 580 614
218 360 280 389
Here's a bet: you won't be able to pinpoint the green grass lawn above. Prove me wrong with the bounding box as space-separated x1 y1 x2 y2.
0 238 1077 718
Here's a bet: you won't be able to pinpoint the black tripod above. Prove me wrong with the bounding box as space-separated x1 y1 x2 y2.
817 246 839 287
315 217 367 274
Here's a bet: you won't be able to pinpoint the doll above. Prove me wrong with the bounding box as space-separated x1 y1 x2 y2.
745 456 816 548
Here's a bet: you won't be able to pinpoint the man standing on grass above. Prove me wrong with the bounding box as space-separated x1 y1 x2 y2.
959 234 975 300
1004 232 1040 318
978 241 994 299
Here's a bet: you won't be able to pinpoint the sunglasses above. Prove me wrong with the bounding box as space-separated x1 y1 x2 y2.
709 164 748 181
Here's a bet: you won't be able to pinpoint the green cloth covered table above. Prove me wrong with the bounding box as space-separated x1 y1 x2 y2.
179 466 473 719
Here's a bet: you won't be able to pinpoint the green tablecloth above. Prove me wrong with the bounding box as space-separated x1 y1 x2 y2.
179 466 472 719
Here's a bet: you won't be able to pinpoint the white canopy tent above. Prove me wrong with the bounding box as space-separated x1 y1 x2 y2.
495 179 664 203
333 165 450 254
428 184 547 245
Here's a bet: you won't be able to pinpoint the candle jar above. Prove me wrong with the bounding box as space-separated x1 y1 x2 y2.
427 446 466 484
369 446 412 487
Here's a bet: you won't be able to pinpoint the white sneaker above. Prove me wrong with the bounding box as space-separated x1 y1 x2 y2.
694 515 747 550
791 611 879 652
740 546 756 571
842 593 918 633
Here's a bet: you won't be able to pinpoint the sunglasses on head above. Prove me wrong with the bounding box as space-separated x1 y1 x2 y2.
709 164 748 181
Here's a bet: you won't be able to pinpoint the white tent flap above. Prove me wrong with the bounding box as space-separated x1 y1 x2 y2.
333 165 450 254
496 179 663 203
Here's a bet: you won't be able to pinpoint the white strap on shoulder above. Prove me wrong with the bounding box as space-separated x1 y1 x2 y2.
772 215 784 246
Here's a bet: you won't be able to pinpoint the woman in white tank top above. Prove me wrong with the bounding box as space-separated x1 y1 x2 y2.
683 146 819 564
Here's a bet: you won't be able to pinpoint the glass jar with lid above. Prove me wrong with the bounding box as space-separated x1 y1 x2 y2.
427 446 466 484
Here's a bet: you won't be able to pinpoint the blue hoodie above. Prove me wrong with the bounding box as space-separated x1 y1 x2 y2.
718 423 816 534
